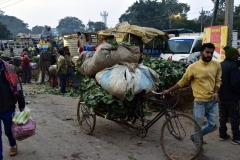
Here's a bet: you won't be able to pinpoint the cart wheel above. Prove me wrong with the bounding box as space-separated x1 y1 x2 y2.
77 100 96 135
160 114 203 160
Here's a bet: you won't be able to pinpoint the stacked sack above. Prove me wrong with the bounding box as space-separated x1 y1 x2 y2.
79 42 160 100
95 63 159 100
79 42 140 76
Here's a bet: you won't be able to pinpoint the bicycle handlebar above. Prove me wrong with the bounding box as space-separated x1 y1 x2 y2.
151 91 163 95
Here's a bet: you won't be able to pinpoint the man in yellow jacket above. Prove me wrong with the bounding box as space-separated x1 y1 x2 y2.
163 43 222 150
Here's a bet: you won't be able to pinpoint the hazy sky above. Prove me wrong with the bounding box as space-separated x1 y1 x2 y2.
0 0 239 29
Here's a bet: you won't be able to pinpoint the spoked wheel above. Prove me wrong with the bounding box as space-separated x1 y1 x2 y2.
160 114 203 160
77 100 96 135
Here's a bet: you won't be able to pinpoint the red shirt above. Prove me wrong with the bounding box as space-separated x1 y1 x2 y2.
21 51 30 66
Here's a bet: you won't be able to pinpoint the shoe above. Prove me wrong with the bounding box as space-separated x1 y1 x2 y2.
10 145 17 156
231 139 240 145
219 134 230 141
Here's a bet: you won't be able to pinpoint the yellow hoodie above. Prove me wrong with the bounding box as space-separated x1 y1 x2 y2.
177 59 222 102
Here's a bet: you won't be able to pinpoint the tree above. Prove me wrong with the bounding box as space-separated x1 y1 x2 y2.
171 19 201 32
233 5 240 38
56 16 85 35
87 21 107 32
0 10 11 38
31 25 44 34
119 0 190 30
211 0 225 16
0 10 3 16
0 15 31 37
0 22 11 39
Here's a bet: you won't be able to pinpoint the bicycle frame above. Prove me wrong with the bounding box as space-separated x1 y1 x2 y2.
138 93 175 131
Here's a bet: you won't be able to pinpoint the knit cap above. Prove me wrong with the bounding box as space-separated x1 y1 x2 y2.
224 46 239 58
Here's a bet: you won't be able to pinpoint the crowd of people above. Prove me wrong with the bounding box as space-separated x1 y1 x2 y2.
1 35 240 159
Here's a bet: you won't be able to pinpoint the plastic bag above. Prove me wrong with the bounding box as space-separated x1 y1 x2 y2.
36 70 49 83
12 117 36 141
12 107 31 125
96 63 160 100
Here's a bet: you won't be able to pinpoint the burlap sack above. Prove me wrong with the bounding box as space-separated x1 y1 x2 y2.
79 43 140 76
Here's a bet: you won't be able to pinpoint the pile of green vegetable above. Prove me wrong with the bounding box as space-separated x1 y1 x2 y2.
25 83 81 98
143 57 186 89
26 57 185 119
76 57 185 118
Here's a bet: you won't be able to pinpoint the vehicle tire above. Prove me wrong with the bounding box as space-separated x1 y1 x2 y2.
77 99 96 135
160 114 203 160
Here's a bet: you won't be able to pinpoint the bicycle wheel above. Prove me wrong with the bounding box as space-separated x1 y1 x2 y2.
77 100 96 135
160 114 203 160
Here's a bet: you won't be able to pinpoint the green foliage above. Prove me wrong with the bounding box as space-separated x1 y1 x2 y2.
234 5 240 39
31 25 44 34
78 76 139 119
143 57 185 89
0 15 31 37
0 22 11 38
57 16 85 35
87 21 107 32
212 0 226 16
119 0 190 30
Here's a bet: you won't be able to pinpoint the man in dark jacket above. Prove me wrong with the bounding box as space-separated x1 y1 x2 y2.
0 56 25 159
38 46 51 84
219 46 240 145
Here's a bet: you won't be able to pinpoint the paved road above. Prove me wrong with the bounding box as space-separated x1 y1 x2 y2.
2 85 240 160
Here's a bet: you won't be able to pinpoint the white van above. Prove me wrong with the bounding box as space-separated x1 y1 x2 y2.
161 36 203 62
161 36 220 65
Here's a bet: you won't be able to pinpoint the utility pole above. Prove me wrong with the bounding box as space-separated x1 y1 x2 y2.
200 7 204 32
169 16 171 29
225 0 234 46
211 0 219 26
168 10 171 29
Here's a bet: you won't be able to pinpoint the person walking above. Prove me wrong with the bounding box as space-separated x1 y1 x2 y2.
64 47 79 89
163 43 222 150
21 49 31 84
38 46 51 84
218 46 240 144
77 32 83 54
0 55 25 160
56 49 68 94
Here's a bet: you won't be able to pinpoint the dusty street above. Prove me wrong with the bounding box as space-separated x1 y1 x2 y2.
2 84 240 160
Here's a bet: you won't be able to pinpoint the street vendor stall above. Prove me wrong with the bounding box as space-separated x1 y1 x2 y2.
97 22 169 56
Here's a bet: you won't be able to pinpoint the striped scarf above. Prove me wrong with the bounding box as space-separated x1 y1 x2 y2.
2 60 21 93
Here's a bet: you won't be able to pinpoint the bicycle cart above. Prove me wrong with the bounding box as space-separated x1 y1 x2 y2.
77 91 203 160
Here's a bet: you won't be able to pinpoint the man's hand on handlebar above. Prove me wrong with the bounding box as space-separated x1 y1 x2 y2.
163 90 171 95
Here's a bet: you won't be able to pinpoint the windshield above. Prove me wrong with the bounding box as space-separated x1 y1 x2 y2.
163 39 194 54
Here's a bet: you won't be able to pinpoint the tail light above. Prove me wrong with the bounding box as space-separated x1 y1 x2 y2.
168 56 172 60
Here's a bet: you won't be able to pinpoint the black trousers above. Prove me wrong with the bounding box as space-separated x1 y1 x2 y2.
22 66 31 84
219 100 240 140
